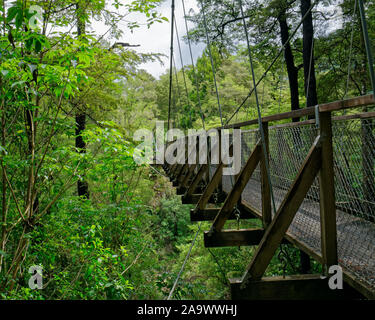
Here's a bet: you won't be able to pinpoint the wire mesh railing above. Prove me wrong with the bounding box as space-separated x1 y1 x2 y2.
220 114 375 290
165 97 375 293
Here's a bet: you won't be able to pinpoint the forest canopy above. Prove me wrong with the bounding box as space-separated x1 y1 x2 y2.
0 0 374 300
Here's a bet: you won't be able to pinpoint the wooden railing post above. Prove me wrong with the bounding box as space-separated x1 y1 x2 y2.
206 134 210 185
260 122 272 227
318 111 338 269
217 129 223 195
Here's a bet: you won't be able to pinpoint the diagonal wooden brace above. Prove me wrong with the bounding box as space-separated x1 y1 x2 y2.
209 141 262 233
181 163 197 188
193 144 234 212
240 136 322 284
184 164 209 198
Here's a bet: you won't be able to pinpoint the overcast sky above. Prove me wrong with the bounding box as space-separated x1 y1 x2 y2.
92 0 204 79
88 0 341 79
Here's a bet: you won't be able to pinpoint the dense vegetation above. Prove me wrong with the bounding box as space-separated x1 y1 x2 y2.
0 0 373 300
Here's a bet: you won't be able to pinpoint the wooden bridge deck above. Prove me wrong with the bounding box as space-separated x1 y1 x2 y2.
236 177 375 296
166 95 375 299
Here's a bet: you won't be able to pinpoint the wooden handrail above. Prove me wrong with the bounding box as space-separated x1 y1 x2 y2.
220 94 374 129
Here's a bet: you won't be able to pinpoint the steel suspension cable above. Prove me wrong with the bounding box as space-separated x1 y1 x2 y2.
225 0 319 126
201 1 224 126
166 222 202 300
182 0 206 130
173 56 183 126
358 0 375 95
167 1 207 299
278 50 285 114
344 0 358 99
174 16 193 127
238 0 277 216
167 0 176 131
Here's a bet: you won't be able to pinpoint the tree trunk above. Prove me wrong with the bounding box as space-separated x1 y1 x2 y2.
301 0 318 108
357 13 373 221
76 3 89 199
75 113 89 198
278 11 300 122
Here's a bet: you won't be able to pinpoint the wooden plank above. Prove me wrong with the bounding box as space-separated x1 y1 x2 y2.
176 145 198 184
196 163 224 210
360 111 375 119
240 198 375 299
173 161 187 182
221 94 374 129
175 163 188 184
231 111 375 133
181 163 197 188
237 202 262 219
319 94 374 113
204 228 264 247
171 143 188 179
240 200 325 264
185 164 208 197
210 142 262 233
196 144 232 210
169 163 178 177
318 112 338 268
342 267 375 300
260 123 271 227
230 274 362 300
176 187 186 195
241 137 322 282
182 193 222 205
190 208 255 222
222 108 314 129
270 119 316 130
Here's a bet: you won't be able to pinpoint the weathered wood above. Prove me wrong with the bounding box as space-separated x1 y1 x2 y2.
190 208 255 222
175 163 188 184
210 142 262 233
318 112 338 268
240 201 374 299
176 187 186 195
222 108 314 129
237 202 261 219
185 164 208 197
195 143 233 211
196 164 223 210
176 145 198 184
182 193 222 204
181 163 197 188
241 137 322 282
174 160 187 182
230 274 362 300
221 94 374 129
169 163 178 177
319 94 374 113
260 123 272 227
204 228 264 247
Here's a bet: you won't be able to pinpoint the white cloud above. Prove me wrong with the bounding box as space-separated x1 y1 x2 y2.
92 0 204 79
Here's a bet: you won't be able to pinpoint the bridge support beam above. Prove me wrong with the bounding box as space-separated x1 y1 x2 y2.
204 228 264 247
182 193 226 205
190 208 255 222
230 275 361 300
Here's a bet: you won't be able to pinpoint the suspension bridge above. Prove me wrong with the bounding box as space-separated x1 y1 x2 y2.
159 0 375 300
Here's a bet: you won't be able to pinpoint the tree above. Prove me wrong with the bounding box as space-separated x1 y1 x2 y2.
301 0 318 108
0 0 166 290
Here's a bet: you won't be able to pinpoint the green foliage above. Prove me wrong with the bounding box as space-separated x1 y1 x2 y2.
0 0 369 301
